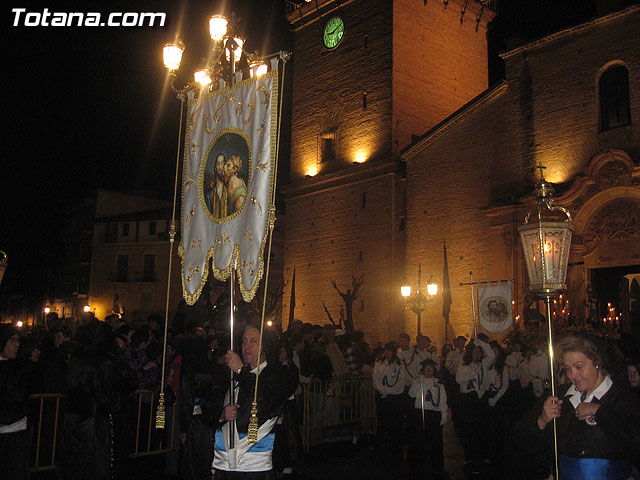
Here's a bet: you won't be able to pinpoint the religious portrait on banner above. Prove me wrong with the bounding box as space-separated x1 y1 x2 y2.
201 130 250 221
478 281 513 333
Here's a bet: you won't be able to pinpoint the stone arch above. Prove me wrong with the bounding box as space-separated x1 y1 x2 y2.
571 149 640 268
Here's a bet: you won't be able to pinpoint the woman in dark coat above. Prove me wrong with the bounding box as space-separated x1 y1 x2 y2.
514 334 640 480
178 336 217 480
273 342 302 476
59 320 136 480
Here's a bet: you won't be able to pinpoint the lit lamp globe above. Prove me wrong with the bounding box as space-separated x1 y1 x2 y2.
401 285 412 298
163 42 184 71
225 37 244 63
83 305 91 313
518 175 573 296
194 69 212 87
249 61 268 78
209 15 228 41
426 278 438 297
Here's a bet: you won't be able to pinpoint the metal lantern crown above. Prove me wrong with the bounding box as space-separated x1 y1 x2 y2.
518 167 573 296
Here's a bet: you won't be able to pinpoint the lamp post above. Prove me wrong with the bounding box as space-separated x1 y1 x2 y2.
162 13 267 93
401 263 438 338
518 163 573 480
159 13 269 435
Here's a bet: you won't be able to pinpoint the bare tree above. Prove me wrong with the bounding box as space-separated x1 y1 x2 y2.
330 274 363 337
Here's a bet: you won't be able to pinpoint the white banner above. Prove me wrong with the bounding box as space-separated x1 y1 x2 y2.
478 280 513 333
179 60 278 304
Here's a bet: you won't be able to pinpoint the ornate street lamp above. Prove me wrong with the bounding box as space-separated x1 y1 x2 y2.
401 263 438 337
158 12 271 435
518 163 572 480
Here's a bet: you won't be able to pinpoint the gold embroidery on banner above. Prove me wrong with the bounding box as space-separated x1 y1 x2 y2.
191 237 202 249
243 99 255 125
186 208 195 224
184 178 196 190
250 196 263 217
189 103 203 131
215 233 231 247
204 115 217 135
230 92 243 116
257 87 271 135
256 162 267 172
244 231 253 244
214 95 230 123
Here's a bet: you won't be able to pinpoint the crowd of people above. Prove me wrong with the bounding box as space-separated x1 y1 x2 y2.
1 307 639 480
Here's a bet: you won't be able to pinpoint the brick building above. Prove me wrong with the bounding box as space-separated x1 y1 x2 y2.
283 0 639 346
402 5 640 345
283 0 495 344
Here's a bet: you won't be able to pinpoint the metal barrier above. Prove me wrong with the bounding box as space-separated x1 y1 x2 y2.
301 375 376 452
29 378 377 471
30 393 64 472
130 389 178 458
28 390 178 472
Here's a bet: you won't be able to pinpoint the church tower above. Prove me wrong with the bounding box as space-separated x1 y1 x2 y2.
283 0 495 342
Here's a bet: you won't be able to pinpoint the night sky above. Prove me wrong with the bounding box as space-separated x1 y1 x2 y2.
2 0 613 299
3 0 291 297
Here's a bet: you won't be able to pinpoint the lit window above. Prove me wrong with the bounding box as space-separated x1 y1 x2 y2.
599 65 631 132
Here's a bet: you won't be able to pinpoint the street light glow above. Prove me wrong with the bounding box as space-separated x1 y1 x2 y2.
163 42 185 71
209 15 229 41
84 305 91 312
401 285 411 298
194 69 212 86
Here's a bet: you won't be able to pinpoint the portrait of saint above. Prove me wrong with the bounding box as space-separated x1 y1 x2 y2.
201 131 250 221
481 297 509 324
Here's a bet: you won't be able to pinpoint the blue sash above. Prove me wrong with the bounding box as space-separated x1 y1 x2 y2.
559 456 631 480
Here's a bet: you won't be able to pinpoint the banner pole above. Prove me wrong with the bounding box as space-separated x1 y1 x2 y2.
470 271 477 338
229 268 236 450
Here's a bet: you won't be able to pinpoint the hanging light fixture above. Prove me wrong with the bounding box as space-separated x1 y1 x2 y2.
162 42 185 71
519 165 573 296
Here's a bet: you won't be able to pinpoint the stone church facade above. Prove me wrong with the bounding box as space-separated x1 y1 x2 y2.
283 0 639 346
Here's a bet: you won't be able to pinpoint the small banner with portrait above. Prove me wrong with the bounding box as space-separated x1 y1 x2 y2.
478 280 513 333
179 59 279 304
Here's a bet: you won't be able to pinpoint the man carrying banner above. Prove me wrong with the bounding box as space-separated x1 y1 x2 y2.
206 324 287 479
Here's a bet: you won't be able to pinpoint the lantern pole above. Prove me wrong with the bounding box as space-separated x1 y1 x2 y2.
519 163 573 480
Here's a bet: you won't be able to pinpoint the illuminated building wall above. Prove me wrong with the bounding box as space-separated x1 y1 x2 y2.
284 0 493 343
402 6 640 346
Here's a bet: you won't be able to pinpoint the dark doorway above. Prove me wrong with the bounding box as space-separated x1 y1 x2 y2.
590 264 640 327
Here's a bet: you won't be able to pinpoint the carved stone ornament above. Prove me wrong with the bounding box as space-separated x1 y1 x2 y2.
583 200 640 254
597 161 631 190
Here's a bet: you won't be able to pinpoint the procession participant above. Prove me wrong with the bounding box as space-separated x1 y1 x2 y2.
455 337 495 476
208 325 288 479
178 336 216 480
529 337 550 399
504 340 525 417
372 342 407 456
0 325 30 480
444 336 467 376
408 359 448 479
515 334 640 480
483 342 509 470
